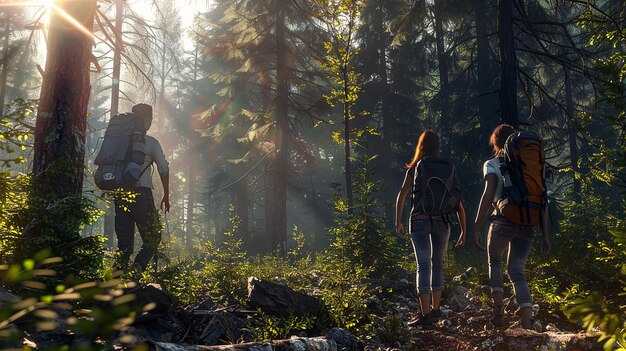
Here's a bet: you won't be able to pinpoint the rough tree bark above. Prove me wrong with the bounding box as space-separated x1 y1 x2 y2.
434 0 451 147
32 0 95 199
475 0 500 158
22 0 96 259
498 0 519 127
103 0 124 247
0 9 15 116
565 73 581 199
273 0 289 254
374 2 394 228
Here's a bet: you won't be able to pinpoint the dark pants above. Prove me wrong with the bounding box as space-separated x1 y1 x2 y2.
115 187 162 270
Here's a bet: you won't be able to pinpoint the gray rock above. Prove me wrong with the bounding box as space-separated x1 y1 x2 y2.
200 312 244 345
546 323 560 332
477 336 503 351
325 328 364 351
446 286 472 311
247 277 325 318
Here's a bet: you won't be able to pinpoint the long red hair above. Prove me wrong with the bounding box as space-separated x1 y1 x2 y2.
489 124 515 156
407 130 440 168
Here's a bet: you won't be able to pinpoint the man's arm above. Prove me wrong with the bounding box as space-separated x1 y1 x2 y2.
160 174 170 213
150 136 170 213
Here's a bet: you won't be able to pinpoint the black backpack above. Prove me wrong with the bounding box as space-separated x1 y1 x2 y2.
412 158 460 217
94 113 148 190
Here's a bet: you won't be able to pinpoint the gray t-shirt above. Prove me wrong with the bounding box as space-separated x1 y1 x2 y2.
136 135 169 189
483 156 503 203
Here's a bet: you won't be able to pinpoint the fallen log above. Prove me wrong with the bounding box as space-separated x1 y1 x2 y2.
152 336 337 351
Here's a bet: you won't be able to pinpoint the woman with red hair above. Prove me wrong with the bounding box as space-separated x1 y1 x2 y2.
395 130 467 328
473 124 550 330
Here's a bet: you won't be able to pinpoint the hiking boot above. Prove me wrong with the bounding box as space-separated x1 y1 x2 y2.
491 304 505 328
408 314 434 329
430 309 442 322
521 317 540 331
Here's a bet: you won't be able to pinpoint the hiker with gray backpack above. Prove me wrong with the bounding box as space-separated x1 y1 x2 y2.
472 124 550 330
94 103 170 271
395 130 467 328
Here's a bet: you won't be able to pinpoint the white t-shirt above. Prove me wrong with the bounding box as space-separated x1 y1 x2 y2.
483 156 504 203
136 135 169 189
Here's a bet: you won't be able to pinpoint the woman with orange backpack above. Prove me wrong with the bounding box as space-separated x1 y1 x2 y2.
473 124 551 329
395 130 467 328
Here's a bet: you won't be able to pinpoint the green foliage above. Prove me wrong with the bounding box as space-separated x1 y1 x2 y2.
0 99 105 281
140 237 206 307
563 231 626 351
247 311 316 342
577 5 626 191
0 255 143 350
0 98 34 166
13 195 106 282
200 205 251 304
374 312 412 347
329 157 403 279
0 99 35 261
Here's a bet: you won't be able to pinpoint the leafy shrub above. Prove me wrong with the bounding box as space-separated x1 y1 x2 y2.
247 311 316 341
564 230 626 351
200 205 251 304
0 255 143 350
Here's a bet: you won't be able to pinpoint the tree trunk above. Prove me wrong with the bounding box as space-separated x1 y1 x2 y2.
498 0 518 127
0 13 11 116
234 171 249 239
24 0 96 256
186 141 196 250
434 0 451 147
343 63 353 213
104 0 124 248
264 163 274 252
375 5 394 228
110 0 123 117
475 0 500 158
273 0 288 255
33 0 95 197
565 73 581 199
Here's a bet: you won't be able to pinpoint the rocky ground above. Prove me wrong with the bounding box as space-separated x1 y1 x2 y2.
1 271 603 351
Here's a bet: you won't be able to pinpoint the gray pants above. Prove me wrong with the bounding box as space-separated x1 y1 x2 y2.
410 218 451 294
487 217 534 308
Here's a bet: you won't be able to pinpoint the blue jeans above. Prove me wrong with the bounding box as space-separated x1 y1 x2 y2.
410 218 451 294
487 217 534 308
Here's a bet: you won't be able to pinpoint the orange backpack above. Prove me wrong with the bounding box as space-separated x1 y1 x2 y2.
497 131 547 226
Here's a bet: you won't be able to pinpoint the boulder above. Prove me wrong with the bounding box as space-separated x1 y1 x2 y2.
247 277 324 318
127 283 174 313
199 312 244 345
445 286 472 312
324 328 364 351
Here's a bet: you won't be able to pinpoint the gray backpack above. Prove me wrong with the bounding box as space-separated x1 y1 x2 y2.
94 113 147 190
412 158 460 216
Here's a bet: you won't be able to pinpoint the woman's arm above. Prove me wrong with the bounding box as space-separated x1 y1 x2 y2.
472 173 498 250
455 200 467 247
395 170 413 237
